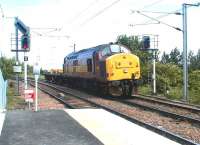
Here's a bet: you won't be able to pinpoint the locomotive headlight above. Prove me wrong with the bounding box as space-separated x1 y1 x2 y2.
106 73 109 77
107 73 114 77
123 69 128 73
135 71 139 76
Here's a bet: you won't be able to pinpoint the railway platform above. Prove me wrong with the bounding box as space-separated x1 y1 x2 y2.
0 109 180 145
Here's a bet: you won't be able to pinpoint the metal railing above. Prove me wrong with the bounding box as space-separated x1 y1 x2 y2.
0 69 7 110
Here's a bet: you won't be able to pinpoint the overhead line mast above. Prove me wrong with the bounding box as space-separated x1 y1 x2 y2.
182 2 200 102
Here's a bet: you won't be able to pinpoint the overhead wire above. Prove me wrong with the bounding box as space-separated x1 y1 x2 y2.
31 30 70 38
80 0 121 26
134 11 182 31
59 0 100 31
68 0 99 24
131 8 181 27
30 27 63 37
129 0 185 29
135 10 182 15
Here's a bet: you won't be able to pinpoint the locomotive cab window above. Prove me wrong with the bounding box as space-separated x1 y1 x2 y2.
101 47 111 56
87 59 92 72
110 45 120 53
73 60 78 66
120 46 130 53
110 45 130 53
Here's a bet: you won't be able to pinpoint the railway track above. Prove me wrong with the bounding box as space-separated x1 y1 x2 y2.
29 80 199 145
136 94 200 110
29 81 96 109
111 96 200 126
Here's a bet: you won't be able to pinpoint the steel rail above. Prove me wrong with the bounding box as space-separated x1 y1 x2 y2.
134 94 200 112
29 81 76 109
117 99 200 125
137 94 200 109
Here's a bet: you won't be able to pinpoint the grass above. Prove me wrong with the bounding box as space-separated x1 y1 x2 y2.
189 89 200 105
138 85 152 95
166 87 182 100
7 81 25 110
138 85 200 105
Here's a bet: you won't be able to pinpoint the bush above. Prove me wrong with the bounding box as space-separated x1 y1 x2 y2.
156 63 182 94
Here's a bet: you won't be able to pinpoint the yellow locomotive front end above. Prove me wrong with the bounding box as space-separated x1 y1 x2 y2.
106 53 140 81
101 44 140 96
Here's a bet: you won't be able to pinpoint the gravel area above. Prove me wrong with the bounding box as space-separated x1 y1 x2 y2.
89 97 200 144
37 83 95 108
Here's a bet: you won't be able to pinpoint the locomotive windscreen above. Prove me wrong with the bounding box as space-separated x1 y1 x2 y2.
110 45 130 53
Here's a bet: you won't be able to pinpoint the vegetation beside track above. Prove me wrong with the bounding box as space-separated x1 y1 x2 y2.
6 81 25 110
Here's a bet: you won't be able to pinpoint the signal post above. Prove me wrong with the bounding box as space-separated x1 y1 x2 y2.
12 17 31 104
13 17 30 90
140 34 159 95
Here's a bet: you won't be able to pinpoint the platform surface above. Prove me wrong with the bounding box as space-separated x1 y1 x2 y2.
65 109 180 145
0 109 181 145
0 110 103 145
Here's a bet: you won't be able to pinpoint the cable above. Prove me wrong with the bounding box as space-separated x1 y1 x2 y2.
60 0 99 30
31 30 70 38
43 35 70 38
30 27 62 36
135 11 182 31
129 22 160 27
68 0 99 23
135 10 182 15
80 0 121 26
130 8 182 28
31 31 43 36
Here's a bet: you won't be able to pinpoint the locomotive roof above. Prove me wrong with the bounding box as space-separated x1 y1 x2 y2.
65 44 109 59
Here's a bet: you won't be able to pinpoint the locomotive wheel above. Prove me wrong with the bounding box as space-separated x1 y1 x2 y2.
97 83 110 96
121 80 133 96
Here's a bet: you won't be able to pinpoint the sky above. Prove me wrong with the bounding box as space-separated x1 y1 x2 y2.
0 0 200 69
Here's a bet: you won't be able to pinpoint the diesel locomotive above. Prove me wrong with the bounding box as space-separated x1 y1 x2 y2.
45 43 141 96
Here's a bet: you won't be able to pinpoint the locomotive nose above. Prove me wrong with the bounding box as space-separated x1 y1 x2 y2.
106 53 140 81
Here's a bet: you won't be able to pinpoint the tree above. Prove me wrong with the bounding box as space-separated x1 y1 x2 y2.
161 51 170 64
156 63 182 93
116 35 141 52
188 49 200 70
169 47 181 65
0 56 16 80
